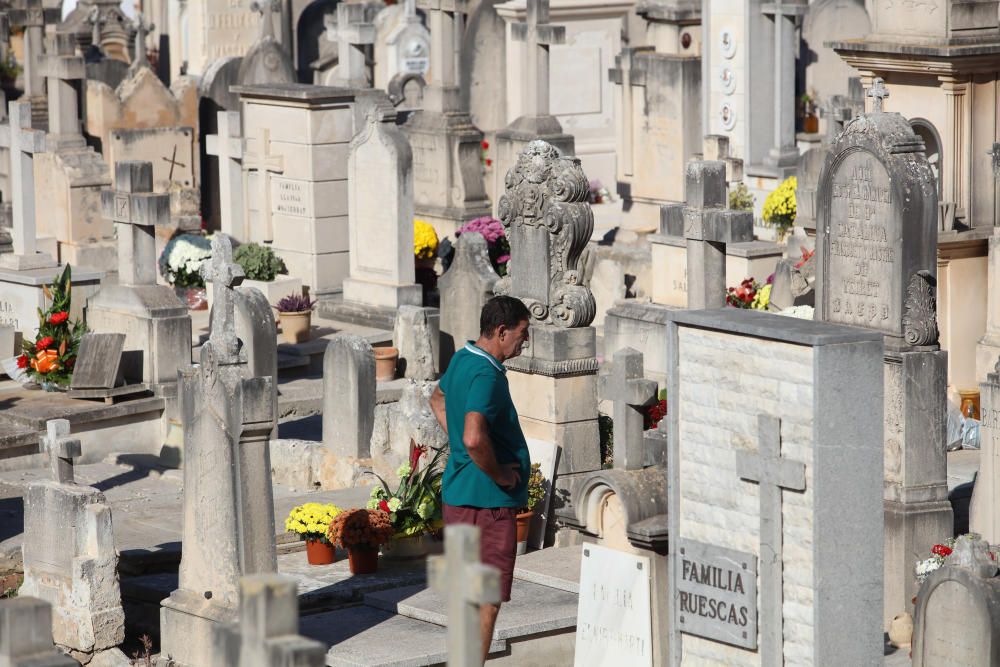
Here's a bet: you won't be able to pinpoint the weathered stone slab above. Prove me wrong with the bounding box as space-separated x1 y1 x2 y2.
322 334 376 459
69 333 125 390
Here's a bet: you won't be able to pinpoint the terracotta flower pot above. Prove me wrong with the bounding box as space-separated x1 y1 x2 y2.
347 545 379 574
803 114 819 134
305 539 336 565
279 310 312 344
374 347 399 382
516 511 533 544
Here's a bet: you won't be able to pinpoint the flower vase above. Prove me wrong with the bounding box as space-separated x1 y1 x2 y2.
305 539 336 566
347 546 379 574
279 310 312 344
382 534 431 561
374 347 398 382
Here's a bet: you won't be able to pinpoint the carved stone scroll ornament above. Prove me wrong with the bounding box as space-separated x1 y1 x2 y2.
902 270 939 346
494 140 596 328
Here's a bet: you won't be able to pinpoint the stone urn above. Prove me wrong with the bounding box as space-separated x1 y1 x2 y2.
887 612 913 648
374 347 399 382
279 311 312 344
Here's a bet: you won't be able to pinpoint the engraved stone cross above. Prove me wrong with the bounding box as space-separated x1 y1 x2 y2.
101 161 170 286
429 525 501 667
200 233 246 364
206 111 246 238
609 49 646 178
661 159 753 308
39 33 86 149
251 0 280 41
735 414 806 667
327 3 375 88
87 6 105 50
243 128 284 242
8 0 48 98
867 77 889 113
0 100 51 270
39 418 81 484
132 11 153 69
598 347 657 471
512 0 565 118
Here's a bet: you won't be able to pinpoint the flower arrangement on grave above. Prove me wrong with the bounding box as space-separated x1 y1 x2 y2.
588 179 613 205
17 265 86 389
480 140 492 169
414 219 439 260
728 182 755 212
233 242 287 282
285 502 343 544
328 508 395 574
795 247 815 269
914 535 1000 585
275 293 316 314
158 233 212 288
645 397 667 430
726 277 771 310
274 293 316 344
455 216 511 277
761 175 797 241
515 463 547 546
367 440 446 538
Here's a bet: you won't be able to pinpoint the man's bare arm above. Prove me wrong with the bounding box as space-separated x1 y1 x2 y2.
464 412 520 488
430 385 448 436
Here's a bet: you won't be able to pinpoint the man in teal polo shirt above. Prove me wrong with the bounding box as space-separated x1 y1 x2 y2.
429 295 532 664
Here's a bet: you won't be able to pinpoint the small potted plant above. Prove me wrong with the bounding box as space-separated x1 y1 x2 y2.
17 265 87 391
374 345 399 382
206 242 301 309
414 219 439 301
274 292 316 344
285 502 343 565
516 463 546 554
761 175 797 242
454 216 510 276
801 92 819 134
328 508 395 574
158 233 212 310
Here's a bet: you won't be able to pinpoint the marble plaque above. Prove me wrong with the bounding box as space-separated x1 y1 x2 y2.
920 580 989 665
825 151 899 335
674 538 757 650
574 544 653 667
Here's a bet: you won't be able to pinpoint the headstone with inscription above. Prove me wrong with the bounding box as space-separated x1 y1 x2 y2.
912 534 1000 667
183 0 285 78
815 78 952 628
574 543 653 667
665 308 884 665
970 357 1000 542
381 0 431 85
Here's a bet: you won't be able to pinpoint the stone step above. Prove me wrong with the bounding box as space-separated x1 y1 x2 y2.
513 545 581 593
0 425 40 460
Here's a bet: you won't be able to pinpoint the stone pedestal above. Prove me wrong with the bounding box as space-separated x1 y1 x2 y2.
0 265 103 339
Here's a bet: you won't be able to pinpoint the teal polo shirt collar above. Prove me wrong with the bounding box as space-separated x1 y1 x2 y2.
463 342 505 374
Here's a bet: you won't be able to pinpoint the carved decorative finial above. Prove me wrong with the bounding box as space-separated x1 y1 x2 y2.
902 270 938 347
867 77 889 113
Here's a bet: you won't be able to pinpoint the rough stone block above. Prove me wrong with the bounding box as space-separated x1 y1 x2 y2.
323 334 376 459
393 306 439 381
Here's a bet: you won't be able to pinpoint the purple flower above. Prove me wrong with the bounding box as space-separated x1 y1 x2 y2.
496 254 510 264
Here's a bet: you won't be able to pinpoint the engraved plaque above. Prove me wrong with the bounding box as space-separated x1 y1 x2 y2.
674 538 758 649
825 151 899 335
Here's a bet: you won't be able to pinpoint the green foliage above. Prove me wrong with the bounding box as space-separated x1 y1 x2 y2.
524 463 546 512
233 242 287 282
599 414 614 469
728 182 755 212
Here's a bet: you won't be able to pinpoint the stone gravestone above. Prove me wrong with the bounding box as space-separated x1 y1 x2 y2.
323 333 376 459
429 525 501 667
86 161 192 389
330 103 422 328
67 332 145 401
977 230 1000 383
598 347 657 472
438 231 499 370
213 574 325 667
205 110 247 240
183 0 284 78
402 0 491 238
237 0 296 86
381 0 431 86
496 139 601 519
233 286 279 441
661 159 754 309
19 419 126 665
0 597 78 667
160 234 278 667
815 79 952 627
393 305 440 381
574 543 653 667
912 534 1000 667
971 356 1000 542
665 309 884 665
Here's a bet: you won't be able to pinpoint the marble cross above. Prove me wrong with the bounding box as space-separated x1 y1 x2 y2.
661 159 753 308
0 100 52 270
39 32 85 147
243 128 284 242
609 49 646 178
206 110 246 239
201 233 246 365
39 418 81 485
132 11 154 69
328 3 375 88
8 0 46 98
867 77 889 113
512 0 565 118
598 347 657 471
250 0 280 42
735 414 806 667
101 160 170 285
429 525 501 667
418 0 469 98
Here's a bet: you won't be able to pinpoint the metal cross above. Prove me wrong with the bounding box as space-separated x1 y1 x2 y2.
512 0 565 117
598 347 657 471
200 233 246 364
39 419 81 484
243 128 284 242
735 415 806 667
132 11 154 69
206 111 246 239
162 144 187 184
0 100 51 269
867 77 889 113
429 525 501 667
100 160 171 285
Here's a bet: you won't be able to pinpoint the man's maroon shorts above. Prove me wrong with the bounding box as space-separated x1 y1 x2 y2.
443 504 517 602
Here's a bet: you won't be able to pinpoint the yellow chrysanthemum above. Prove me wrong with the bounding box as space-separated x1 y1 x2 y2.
414 220 439 259
762 176 797 240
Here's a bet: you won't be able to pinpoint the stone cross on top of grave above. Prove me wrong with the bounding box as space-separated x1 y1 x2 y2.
329 3 375 88
101 161 170 286
417 0 469 111
599 347 657 471
250 0 280 41
39 418 82 485
206 111 246 239
40 32 86 150
201 233 246 365
662 159 753 309
243 128 283 242
131 11 153 69
87 5 104 48
8 0 50 99
867 77 889 113
0 100 53 270
494 140 596 327
429 525 501 667
512 0 565 118
735 414 806 666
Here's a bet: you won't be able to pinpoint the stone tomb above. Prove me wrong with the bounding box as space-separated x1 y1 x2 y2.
665 309 884 665
815 87 952 627
179 0 285 79
0 597 78 667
